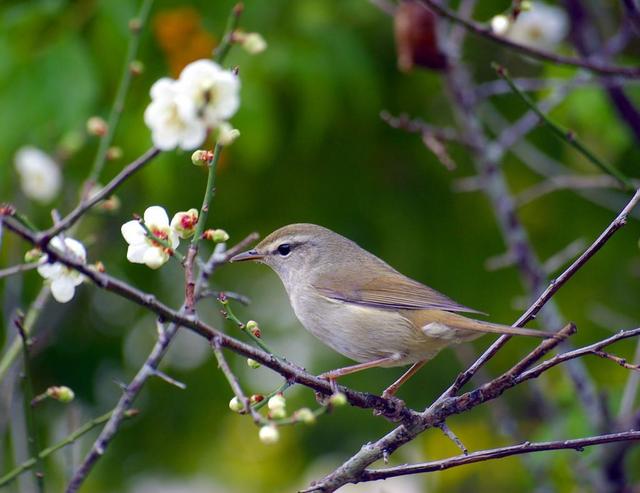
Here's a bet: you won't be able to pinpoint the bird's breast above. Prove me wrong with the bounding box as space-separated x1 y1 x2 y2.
287 286 450 366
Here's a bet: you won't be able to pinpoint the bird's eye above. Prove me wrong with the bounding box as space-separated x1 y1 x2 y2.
277 243 291 256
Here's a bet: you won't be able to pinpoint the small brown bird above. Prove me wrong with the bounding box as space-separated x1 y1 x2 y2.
231 224 552 397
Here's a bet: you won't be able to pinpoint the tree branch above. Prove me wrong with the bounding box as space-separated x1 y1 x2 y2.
417 0 640 77
358 431 640 481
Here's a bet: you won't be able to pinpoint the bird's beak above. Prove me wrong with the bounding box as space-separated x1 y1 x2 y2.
230 249 264 262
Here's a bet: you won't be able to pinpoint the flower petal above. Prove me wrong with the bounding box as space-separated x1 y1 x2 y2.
143 247 168 269
121 221 146 245
64 238 87 262
149 78 176 100
37 261 63 279
178 122 207 150
127 243 148 264
50 276 76 303
168 228 180 248
144 206 169 228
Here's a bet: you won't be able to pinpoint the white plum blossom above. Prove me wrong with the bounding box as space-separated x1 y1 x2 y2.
37 236 86 303
14 147 62 204
144 78 207 151
175 60 240 128
143 60 240 151
121 206 179 269
506 3 568 49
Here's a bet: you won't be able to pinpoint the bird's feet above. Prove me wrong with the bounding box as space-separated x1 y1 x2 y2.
314 372 341 406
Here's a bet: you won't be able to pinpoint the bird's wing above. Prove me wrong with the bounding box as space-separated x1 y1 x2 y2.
312 271 484 314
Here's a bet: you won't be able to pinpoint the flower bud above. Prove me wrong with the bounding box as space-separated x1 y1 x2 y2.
247 358 261 369
87 116 108 136
99 195 121 212
490 15 510 35
268 394 286 412
270 407 286 419
258 425 279 444
128 18 141 32
241 32 267 54
246 320 261 338
217 123 240 146
250 394 264 404
47 386 75 403
229 396 244 413
106 146 123 161
329 392 347 407
171 209 199 239
24 248 43 263
212 229 229 243
129 60 144 76
191 149 214 166
294 408 316 425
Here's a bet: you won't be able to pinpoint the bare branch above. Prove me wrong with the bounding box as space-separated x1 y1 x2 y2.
359 431 640 482
38 146 160 243
417 0 640 77
212 336 265 425
518 328 640 382
0 262 38 279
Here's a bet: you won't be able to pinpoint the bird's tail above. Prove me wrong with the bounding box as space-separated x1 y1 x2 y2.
422 311 556 338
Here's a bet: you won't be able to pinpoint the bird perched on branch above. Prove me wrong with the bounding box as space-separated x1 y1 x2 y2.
232 223 553 397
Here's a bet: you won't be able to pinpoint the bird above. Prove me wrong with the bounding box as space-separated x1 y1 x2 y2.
231 223 553 397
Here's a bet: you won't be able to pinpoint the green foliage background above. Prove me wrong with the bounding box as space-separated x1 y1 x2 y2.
1 0 640 491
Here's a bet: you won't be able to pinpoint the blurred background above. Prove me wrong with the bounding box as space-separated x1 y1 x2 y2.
1 0 640 491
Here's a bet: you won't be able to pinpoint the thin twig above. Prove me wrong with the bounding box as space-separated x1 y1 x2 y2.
15 314 45 492
517 175 626 207
185 144 223 312
380 111 466 143
437 422 468 455
417 0 640 77
494 64 633 189
87 0 155 184
213 3 244 63
542 238 587 275
518 328 640 382
358 431 640 481
619 337 640 418
38 146 160 244
0 286 50 382
212 337 265 425
0 262 39 279
0 409 138 488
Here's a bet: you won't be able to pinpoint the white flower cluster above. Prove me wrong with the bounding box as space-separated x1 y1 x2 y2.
144 59 240 151
490 3 568 50
121 205 227 269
